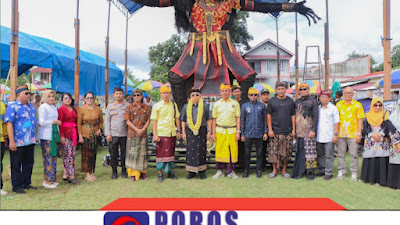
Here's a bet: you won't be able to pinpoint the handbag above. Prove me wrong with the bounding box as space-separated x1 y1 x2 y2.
98 128 108 147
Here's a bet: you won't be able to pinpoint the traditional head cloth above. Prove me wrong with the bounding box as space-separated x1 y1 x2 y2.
220 83 231 90
320 91 331 98
231 85 241 92
15 84 30 95
275 81 287 89
261 88 270 94
389 100 400 132
248 87 259 95
190 88 201 94
42 89 56 104
160 85 171 93
299 82 310 89
366 97 389 126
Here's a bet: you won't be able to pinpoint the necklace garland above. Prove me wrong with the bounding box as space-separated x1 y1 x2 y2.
187 98 204 136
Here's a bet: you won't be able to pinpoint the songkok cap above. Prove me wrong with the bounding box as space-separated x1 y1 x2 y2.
299 82 310 89
231 85 241 92
261 88 270 94
190 88 201 94
160 85 171 93
248 87 259 95
320 91 331 98
220 83 231 90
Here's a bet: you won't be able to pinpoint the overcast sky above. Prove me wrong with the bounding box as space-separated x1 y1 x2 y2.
1 0 400 80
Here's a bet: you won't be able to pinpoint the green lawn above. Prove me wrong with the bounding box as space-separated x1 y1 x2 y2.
0 145 399 210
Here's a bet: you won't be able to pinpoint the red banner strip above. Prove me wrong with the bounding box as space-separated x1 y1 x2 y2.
101 198 346 211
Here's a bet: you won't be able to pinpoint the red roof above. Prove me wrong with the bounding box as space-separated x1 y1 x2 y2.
351 83 376 91
30 67 52 73
341 71 383 83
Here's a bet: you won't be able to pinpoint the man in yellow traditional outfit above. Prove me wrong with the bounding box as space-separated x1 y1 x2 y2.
151 85 181 182
180 88 212 179
212 84 241 179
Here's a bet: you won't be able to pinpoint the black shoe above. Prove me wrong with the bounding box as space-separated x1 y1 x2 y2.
316 171 325 177
121 167 128 178
257 170 262 178
199 171 207 180
186 172 196 180
323 175 333 180
24 185 37 190
68 178 79 185
306 173 315 180
14 189 26 194
242 170 249 178
111 168 118 179
158 173 164 183
168 171 178 180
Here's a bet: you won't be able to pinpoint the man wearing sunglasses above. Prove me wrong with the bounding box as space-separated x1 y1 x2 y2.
240 87 268 178
4 85 37 194
336 87 365 181
180 88 212 179
105 87 128 179
291 83 319 180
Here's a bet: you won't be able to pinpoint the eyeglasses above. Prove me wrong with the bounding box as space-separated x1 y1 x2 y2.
63 97 72 100
86 97 94 100
249 94 258 97
299 88 308 91
191 93 200 97
374 104 383 107
133 94 141 97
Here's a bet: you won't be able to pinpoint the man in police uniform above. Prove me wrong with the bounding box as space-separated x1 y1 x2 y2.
105 87 128 179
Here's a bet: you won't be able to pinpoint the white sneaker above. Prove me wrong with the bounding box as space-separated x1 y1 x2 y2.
42 182 57 189
52 182 59 186
351 173 358 182
212 170 225 179
227 171 238 179
337 171 344 180
0 189 8 196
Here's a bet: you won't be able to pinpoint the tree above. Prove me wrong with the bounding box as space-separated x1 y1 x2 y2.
392 44 400 68
148 11 253 83
148 34 186 84
347 50 378 72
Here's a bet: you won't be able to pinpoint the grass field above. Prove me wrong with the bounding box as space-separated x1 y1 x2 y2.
1 145 399 210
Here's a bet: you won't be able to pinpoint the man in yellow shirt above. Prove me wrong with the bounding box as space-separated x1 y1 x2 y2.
151 85 181 182
1 101 8 195
336 87 365 181
212 84 241 179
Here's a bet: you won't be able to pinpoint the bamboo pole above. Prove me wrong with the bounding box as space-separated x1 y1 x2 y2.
324 0 330 91
383 0 391 100
124 16 128 96
275 19 280 82
74 0 80 108
294 0 299 99
105 0 111 107
9 0 19 101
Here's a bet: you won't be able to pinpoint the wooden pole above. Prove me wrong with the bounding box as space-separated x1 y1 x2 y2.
9 0 19 101
124 16 128 96
74 0 80 108
275 19 280 82
105 0 111 107
324 0 330 91
294 0 299 99
383 0 391 100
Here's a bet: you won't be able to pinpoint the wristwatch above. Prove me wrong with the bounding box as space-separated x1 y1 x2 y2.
334 132 338 136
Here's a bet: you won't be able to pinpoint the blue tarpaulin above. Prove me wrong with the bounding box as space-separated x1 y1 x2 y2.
1 26 124 96
379 70 400 86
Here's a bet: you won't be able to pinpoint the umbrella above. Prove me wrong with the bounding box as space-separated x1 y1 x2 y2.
310 85 324 94
253 83 275 93
25 83 38 91
137 80 163 90
0 84 10 94
39 83 52 90
377 70 400 87
305 80 321 87
286 87 294 94
164 82 171 87
126 78 136 88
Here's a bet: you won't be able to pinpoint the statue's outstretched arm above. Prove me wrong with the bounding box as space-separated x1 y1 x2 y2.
240 0 320 25
130 0 174 7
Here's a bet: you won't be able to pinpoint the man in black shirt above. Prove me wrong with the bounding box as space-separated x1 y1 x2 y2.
266 82 296 179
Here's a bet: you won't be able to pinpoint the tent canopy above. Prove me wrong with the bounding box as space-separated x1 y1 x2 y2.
1 26 123 96
379 70 400 86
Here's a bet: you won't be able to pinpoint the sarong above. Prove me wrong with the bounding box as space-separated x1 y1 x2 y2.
215 132 238 163
81 137 98 173
40 140 57 182
268 133 293 168
126 137 149 173
291 138 318 178
156 136 176 162
186 126 207 173
61 138 76 177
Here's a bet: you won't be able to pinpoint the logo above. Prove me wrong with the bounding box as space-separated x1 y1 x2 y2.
104 212 149 225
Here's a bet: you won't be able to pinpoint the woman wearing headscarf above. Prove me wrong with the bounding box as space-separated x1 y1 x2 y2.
38 90 61 189
388 100 400 190
360 97 392 186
